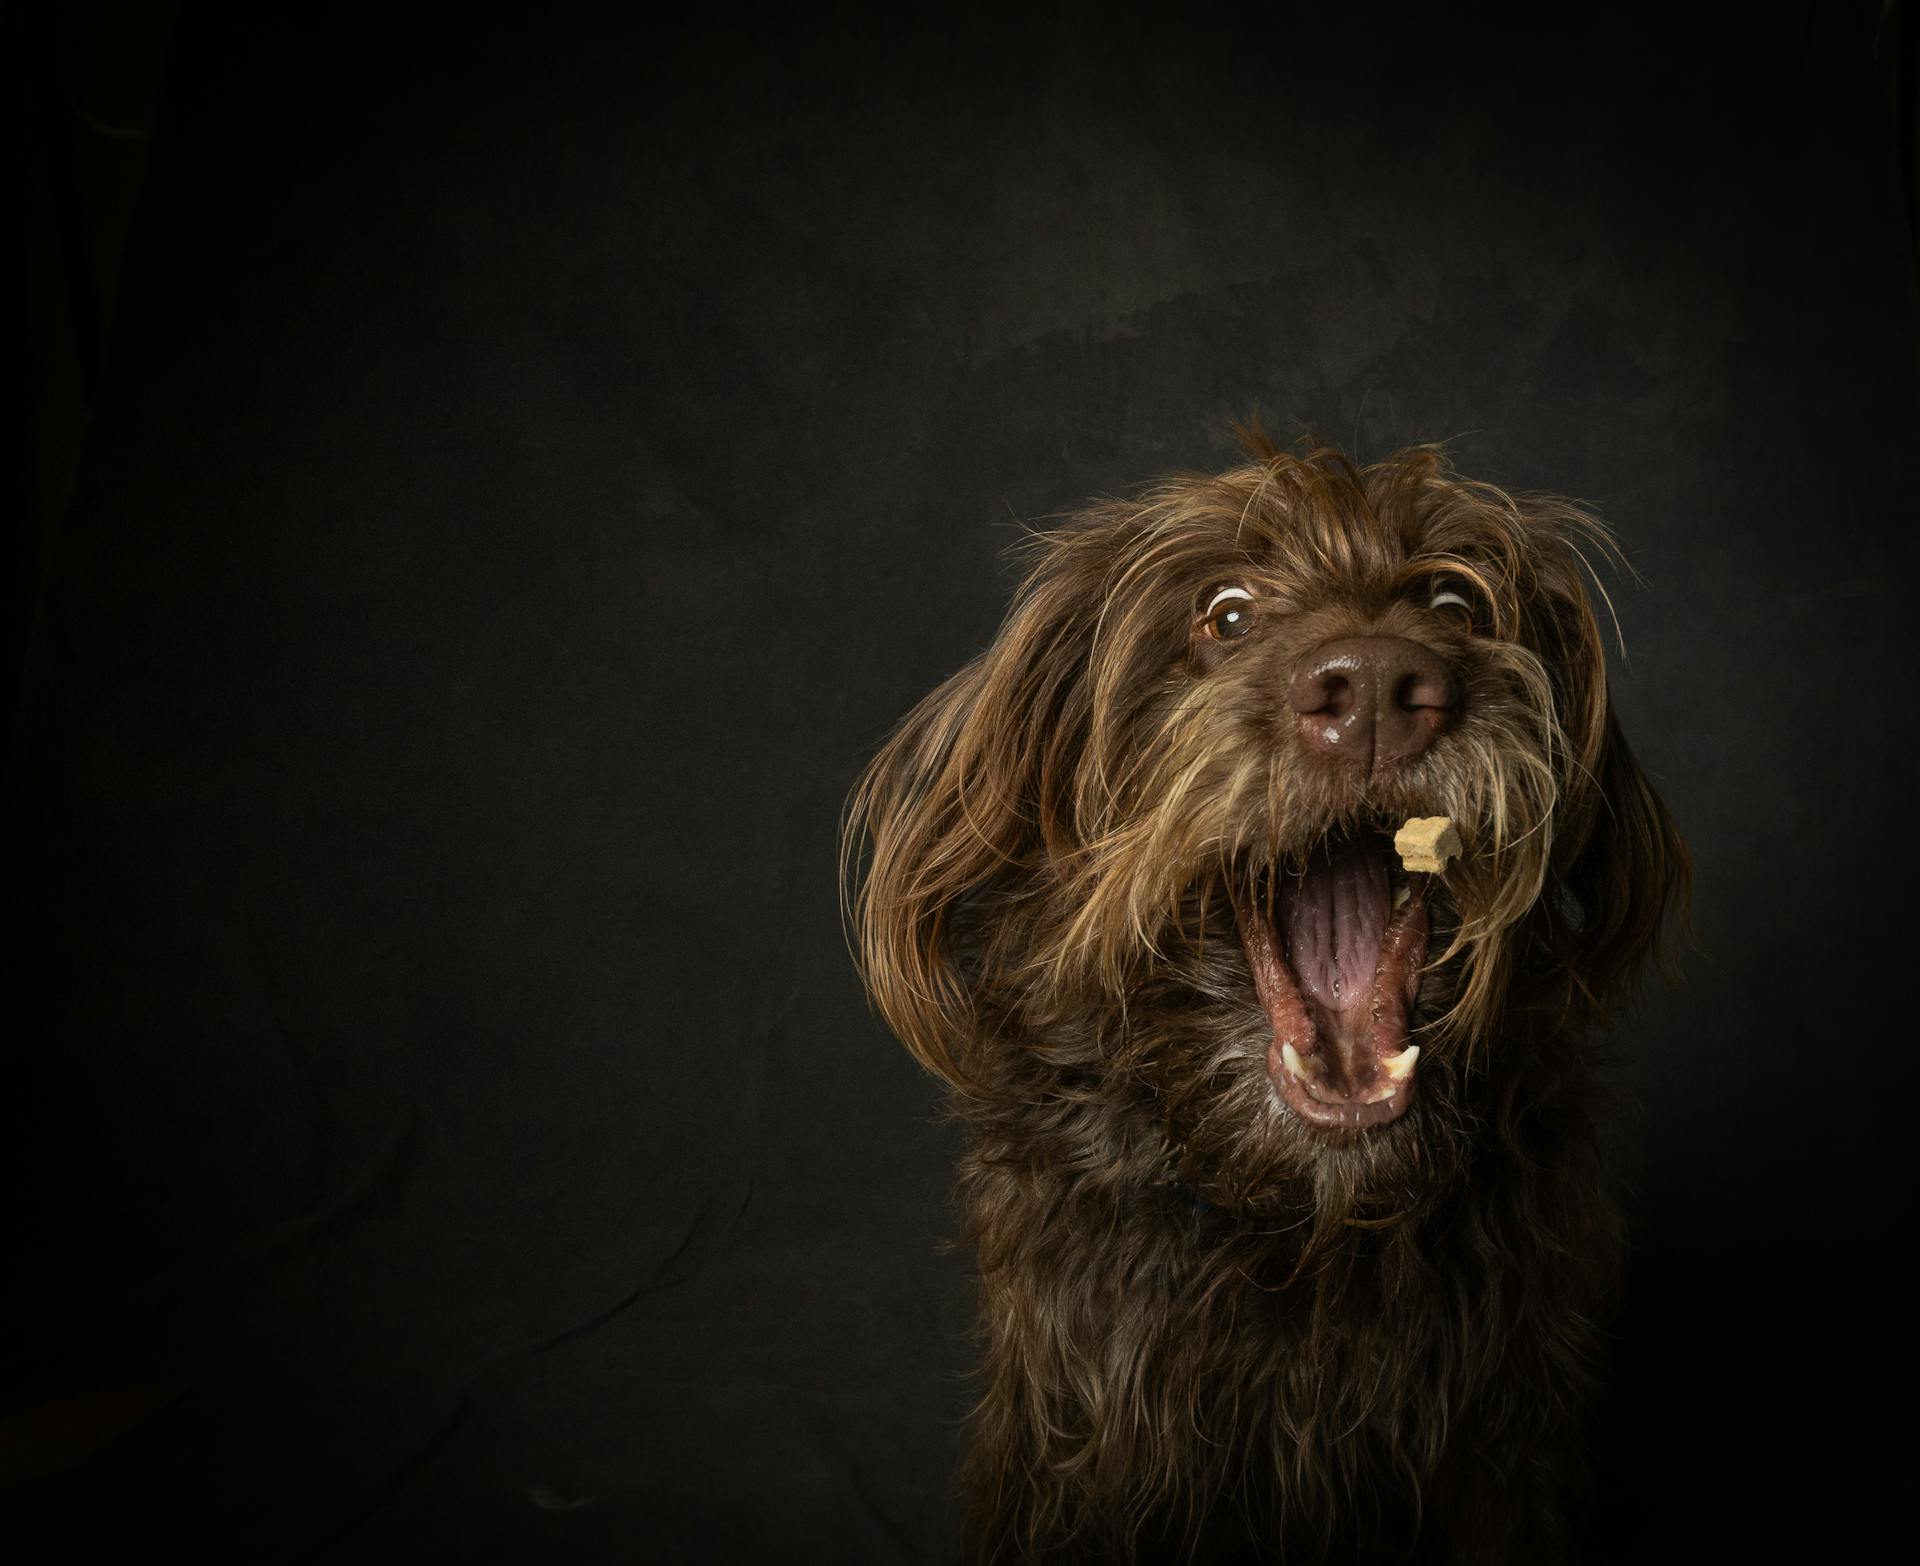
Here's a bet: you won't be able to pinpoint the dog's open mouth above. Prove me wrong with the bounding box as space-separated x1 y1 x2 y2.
1235 832 1432 1131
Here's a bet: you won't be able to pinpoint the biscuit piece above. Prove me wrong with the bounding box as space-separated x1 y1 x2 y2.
1395 816 1462 874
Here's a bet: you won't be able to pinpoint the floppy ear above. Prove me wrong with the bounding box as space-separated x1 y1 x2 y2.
842 555 1099 1087
1529 546 1691 1019
1553 705 1691 1018
1449 483 1693 1024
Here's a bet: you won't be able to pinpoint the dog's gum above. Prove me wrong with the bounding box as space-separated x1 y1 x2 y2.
1394 816 1461 874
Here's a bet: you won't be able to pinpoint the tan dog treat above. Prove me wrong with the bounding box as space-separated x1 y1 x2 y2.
1395 816 1462 874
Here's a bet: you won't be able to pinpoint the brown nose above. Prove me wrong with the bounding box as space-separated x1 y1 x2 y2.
1290 636 1456 769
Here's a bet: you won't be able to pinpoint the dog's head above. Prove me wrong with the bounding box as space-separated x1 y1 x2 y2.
846 438 1686 1210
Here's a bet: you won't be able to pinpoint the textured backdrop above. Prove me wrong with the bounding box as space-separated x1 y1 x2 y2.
9 4 1915 1560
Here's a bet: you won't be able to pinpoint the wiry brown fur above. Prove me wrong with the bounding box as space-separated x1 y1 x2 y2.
844 436 1688 1563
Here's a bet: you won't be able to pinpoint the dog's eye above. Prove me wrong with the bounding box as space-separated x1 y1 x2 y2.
1426 579 1477 623
1202 587 1257 642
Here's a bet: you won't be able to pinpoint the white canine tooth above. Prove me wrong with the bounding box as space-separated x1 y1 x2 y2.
1281 1042 1316 1080
1381 1045 1420 1082
1393 884 1410 909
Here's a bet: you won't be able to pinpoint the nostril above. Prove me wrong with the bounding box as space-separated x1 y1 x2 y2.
1313 675 1353 716
1395 669 1455 713
1290 656 1365 718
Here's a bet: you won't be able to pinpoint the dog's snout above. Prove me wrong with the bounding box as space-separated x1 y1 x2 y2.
1290 636 1456 769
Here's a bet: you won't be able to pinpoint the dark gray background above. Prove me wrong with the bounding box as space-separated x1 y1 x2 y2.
9 3 1915 1560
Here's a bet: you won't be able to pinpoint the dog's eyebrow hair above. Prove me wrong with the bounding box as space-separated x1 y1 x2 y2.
1234 460 1280 548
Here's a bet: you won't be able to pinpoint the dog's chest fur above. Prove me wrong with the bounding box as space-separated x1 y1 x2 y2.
952 1023 1616 1562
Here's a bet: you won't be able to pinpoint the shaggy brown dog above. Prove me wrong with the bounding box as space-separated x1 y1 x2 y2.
844 436 1687 1563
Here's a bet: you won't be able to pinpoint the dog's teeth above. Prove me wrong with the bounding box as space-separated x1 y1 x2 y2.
1393 884 1410 909
1381 1046 1420 1082
1281 1043 1316 1080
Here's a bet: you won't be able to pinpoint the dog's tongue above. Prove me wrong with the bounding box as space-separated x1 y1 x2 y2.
1277 840 1390 1031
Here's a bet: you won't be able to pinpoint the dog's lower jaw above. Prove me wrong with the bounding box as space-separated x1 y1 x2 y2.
953 1041 1615 1566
